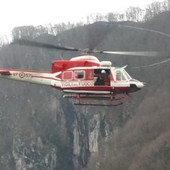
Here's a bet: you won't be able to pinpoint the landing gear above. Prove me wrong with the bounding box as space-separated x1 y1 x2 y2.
63 93 125 107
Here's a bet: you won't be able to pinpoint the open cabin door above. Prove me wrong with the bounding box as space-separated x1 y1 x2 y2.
94 69 110 86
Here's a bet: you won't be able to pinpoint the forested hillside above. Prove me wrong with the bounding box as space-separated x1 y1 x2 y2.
0 1 170 170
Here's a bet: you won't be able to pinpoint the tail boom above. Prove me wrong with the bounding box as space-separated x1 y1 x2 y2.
0 68 61 87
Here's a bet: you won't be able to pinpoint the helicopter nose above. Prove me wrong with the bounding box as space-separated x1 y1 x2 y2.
137 82 145 89
129 81 145 93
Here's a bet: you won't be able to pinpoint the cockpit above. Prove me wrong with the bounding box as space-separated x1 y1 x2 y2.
114 67 144 92
94 67 133 86
114 67 132 81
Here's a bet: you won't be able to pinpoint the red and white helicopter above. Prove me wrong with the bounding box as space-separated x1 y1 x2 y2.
0 40 156 106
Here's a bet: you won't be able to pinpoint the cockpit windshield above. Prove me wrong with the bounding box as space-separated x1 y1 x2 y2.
122 69 132 80
111 67 132 81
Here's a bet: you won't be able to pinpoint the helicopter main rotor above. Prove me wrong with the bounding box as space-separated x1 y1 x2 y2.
12 39 157 57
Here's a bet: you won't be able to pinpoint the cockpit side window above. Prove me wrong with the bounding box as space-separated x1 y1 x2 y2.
116 70 121 81
122 73 126 80
116 69 127 81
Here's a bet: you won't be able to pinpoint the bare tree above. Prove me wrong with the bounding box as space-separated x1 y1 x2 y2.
0 35 9 46
144 1 164 21
106 12 119 22
126 7 143 22
161 0 170 11
12 25 48 40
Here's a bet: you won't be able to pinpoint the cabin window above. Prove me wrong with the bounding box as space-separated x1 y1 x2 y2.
74 70 85 79
62 71 73 80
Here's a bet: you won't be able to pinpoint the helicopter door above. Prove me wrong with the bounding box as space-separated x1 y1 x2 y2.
94 69 110 86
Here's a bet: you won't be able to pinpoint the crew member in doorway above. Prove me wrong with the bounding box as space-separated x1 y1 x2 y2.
95 69 109 86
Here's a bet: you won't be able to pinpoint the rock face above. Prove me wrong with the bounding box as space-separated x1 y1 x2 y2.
0 38 128 170
0 86 117 170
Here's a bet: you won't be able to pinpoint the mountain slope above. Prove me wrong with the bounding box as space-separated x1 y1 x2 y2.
0 11 170 170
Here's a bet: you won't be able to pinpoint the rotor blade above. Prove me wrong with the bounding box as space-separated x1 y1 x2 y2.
95 51 157 56
12 39 157 57
12 39 80 52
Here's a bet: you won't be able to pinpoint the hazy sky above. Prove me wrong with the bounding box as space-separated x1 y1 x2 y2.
0 0 165 38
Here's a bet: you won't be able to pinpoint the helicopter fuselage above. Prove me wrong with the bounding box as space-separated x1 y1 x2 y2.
0 56 144 106
0 56 144 93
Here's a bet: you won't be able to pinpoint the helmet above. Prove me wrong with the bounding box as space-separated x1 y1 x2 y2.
101 70 106 74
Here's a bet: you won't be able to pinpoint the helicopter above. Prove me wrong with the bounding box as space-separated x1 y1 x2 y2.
0 39 156 106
